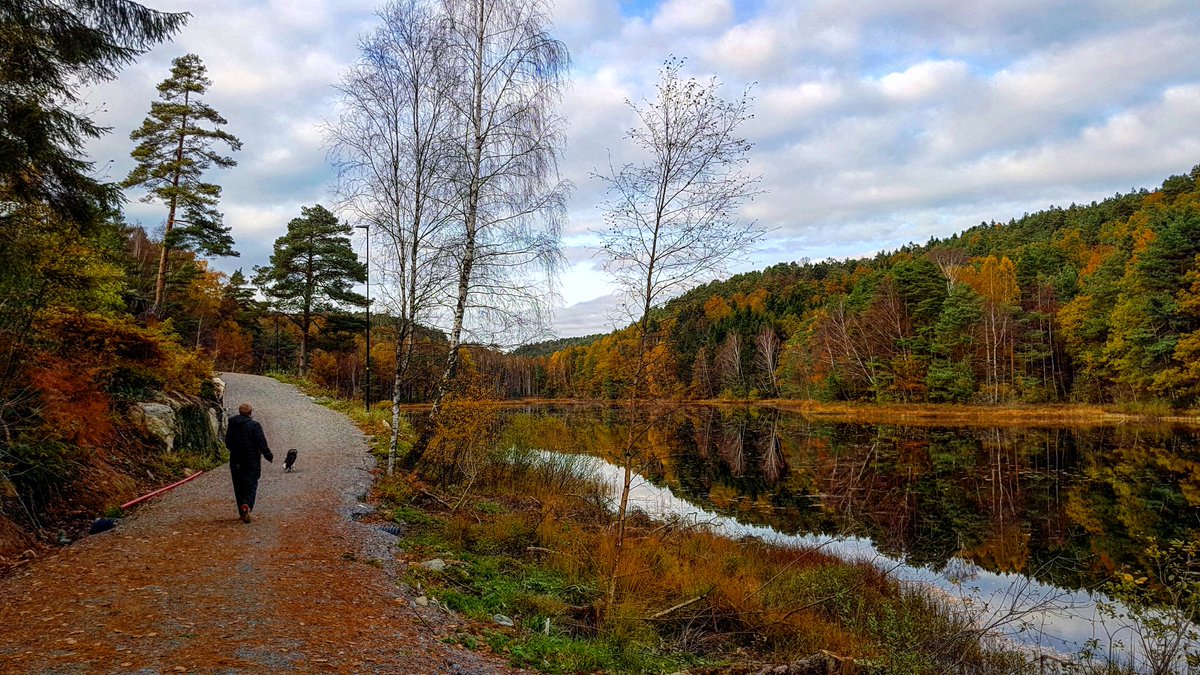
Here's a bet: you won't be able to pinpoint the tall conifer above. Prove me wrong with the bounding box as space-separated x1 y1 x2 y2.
124 53 241 315
0 0 188 224
254 205 367 375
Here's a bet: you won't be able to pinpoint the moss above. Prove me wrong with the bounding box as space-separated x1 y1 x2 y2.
173 401 224 463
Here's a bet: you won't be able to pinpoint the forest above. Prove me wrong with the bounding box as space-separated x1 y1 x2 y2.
4 1 1200 671
97 166 1199 413
502 169 1200 408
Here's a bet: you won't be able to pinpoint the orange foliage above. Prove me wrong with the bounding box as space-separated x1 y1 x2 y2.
27 356 114 448
731 288 769 313
308 350 342 391
41 310 211 396
1080 246 1115 278
211 320 254 372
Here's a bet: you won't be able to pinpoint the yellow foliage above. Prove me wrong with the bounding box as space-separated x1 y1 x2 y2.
1056 294 1093 349
961 255 1019 306
703 295 732 322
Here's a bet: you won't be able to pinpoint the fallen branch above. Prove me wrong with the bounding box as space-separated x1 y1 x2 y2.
526 546 566 557
647 588 712 621
419 489 453 510
450 476 476 512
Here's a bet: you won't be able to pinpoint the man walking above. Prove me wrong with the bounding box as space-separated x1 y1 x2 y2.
225 402 273 523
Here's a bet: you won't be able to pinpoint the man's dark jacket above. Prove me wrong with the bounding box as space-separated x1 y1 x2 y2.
225 414 273 474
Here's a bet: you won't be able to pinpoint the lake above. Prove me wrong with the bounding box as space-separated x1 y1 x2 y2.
498 403 1200 664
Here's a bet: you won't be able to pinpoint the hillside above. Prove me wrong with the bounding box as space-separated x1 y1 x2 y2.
510 333 604 358
516 166 1200 407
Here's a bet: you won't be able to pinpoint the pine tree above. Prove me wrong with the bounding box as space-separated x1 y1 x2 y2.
254 205 366 375
0 0 187 224
123 53 241 315
926 284 983 402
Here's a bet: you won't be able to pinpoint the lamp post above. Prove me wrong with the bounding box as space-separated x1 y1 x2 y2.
355 223 371 412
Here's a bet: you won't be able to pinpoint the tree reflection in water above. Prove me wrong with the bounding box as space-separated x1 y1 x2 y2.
501 404 1200 600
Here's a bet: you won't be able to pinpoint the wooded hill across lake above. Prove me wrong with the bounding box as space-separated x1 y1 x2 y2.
253 166 1200 413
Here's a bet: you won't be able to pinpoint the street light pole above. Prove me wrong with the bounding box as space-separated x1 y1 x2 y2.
355 223 371 412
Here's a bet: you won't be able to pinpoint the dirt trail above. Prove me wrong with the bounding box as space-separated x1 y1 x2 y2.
0 373 509 674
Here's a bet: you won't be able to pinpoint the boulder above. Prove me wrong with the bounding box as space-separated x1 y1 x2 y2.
133 403 178 450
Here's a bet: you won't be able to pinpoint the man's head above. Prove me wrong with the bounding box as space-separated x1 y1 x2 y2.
238 402 253 416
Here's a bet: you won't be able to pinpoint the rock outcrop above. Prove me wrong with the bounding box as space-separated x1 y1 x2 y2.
131 377 227 459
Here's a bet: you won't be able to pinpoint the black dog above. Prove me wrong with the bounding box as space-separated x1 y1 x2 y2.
284 448 298 473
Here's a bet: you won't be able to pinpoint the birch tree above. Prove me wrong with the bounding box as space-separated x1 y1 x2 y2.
401 0 570 470
716 332 745 393
754 325 781 396
595 57 763 608
329 0 457 474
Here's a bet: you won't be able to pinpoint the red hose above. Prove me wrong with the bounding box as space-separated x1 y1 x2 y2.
120 470 206 510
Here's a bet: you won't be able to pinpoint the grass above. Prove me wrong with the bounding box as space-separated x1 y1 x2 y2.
397 490 702 673
385 438 1039 673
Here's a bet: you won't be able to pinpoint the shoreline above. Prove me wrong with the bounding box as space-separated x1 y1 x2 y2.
393 396 1200 427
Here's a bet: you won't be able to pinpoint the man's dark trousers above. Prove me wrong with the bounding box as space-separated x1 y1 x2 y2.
230 464 261 511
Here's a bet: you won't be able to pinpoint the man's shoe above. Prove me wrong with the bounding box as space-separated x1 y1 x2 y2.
240 504 251 523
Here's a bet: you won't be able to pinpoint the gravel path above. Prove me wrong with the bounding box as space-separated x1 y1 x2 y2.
0 373 511 674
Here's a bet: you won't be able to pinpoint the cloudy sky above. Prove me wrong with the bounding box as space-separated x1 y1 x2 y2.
86 0 1200 337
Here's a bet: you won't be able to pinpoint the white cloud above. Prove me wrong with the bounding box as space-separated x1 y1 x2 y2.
876 60 969 102
558 260 617 306
748 81 845 143
652 0 733 33
553 293 624 336
711 22 784 75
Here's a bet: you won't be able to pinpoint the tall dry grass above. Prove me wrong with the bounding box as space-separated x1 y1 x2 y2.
403 435 1030 673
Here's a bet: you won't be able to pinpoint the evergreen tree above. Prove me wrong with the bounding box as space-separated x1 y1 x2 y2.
926 284 982 402
123 53 241 315
0 0 187 224
254 205 366 374
224 268 264 347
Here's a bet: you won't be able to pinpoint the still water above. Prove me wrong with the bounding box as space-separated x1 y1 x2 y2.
501 404 1200 662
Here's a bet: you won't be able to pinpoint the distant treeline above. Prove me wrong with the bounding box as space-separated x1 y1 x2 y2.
500 166 1200 407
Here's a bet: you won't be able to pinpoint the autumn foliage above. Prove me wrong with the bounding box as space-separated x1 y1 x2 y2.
487 167 1200 410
